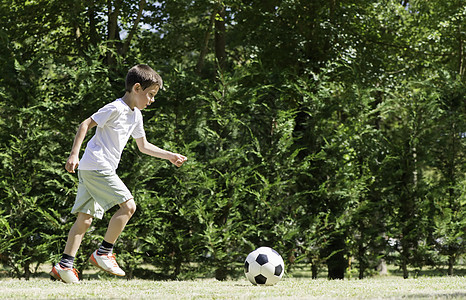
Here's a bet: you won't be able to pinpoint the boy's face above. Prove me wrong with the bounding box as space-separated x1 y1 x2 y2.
133 83 160 110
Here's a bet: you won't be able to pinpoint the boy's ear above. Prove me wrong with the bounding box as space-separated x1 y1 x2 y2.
133 83 142 93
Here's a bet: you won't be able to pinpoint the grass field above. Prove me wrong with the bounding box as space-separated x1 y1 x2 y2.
1 276 465 299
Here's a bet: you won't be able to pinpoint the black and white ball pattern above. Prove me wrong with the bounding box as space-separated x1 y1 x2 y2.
244 247 285 285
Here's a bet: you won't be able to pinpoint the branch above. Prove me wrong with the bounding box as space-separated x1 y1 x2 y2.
458 24 465 79
121 0 146 57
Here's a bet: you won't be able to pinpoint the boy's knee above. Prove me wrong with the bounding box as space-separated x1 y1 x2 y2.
76 213 93 230
122 199 136 216
127 203 136 216
83 217 93 229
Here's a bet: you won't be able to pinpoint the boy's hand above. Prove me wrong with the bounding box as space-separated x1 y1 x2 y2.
65 154 79 173
170 153 187 167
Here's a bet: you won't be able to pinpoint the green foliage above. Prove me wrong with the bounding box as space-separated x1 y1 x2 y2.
0 0 465 281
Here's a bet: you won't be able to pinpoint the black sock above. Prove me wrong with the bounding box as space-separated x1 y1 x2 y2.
97 240 114 256
59 253 75 269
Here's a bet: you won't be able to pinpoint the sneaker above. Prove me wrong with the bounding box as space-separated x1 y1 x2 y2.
50 264 80 283
89 250 125 276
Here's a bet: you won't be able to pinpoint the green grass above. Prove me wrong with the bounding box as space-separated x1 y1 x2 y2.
1 276 465 299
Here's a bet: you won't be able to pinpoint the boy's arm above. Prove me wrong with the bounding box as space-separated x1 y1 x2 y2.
65 117 97 173
135 136 187 167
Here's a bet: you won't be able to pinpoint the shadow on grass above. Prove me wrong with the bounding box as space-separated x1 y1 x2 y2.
390 267 466 278
406 293 466 299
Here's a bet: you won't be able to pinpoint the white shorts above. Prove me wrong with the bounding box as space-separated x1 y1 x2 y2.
71 170 133 219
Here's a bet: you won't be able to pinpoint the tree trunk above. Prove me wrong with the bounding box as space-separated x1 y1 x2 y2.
196 12 216 74
357 216 366 279
448 255 455 276
214 7 226 70
325 234 347 279
358 244 366 279
377 259 388 275
107 0 122 66
215 265 228 281
458 23 465 80
23 260 31 280
401 251 409 279
311 262 318 279
88 0 99 46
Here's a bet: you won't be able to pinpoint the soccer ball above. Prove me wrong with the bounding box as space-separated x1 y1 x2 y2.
244 247 285 285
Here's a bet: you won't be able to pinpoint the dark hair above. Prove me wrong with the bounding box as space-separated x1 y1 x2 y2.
125 64 163 92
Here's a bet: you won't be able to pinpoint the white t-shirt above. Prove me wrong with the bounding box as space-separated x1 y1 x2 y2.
78 98 145 171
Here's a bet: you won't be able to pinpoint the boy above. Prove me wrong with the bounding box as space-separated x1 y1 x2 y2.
50 64 187 283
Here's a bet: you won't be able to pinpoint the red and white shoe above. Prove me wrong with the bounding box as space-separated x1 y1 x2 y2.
89 250 125 276
50 264 80 283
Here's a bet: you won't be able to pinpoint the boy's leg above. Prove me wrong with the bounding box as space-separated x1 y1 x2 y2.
89 199 136 276
64 212 94 256
104 198 137 243
51 212 93 283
